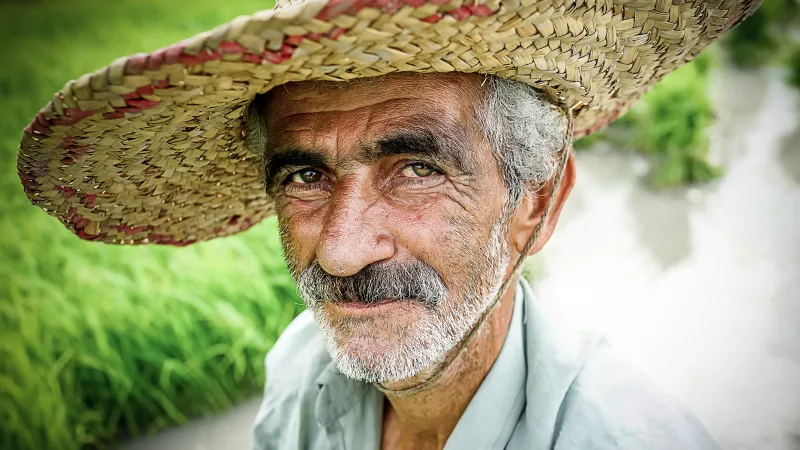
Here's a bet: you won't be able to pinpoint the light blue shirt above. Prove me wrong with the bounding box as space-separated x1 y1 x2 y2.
253 279 720 449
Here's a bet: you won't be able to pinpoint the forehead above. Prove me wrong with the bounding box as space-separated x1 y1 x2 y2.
263 72 485 141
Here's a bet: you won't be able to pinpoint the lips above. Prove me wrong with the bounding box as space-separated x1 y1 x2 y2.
337 298 397 309
329 297 420 317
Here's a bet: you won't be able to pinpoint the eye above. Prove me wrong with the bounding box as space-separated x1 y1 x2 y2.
289 169 324 184
400 163 438 178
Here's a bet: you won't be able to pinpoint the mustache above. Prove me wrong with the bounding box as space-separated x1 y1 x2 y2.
296 261 447 309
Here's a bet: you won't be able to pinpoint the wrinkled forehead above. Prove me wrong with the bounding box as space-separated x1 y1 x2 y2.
262 72 487 138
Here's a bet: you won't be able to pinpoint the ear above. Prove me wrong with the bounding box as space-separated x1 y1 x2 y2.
508 151 576 256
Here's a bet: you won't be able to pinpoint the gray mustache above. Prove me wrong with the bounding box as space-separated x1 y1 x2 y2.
297 261 447 309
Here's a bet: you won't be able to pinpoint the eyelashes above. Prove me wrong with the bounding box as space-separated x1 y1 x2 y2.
280 160 445 197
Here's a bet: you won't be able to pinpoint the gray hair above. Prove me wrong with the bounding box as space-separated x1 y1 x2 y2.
475 76 566 215
243 75 566 213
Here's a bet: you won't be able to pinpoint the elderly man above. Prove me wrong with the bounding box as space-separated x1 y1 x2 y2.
248 73 713 449
17 0 760 448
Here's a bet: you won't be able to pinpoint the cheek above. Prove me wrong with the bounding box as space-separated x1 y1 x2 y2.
387 200 483 279
276 201 327 266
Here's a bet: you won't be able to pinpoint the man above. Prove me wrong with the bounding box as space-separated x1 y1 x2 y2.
248 70 725 449
17 0 760 448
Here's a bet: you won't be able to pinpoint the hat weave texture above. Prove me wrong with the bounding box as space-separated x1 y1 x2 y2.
17 0 760 245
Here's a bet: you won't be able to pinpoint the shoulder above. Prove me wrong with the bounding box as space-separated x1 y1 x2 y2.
553 342 721 450
252 311 330 450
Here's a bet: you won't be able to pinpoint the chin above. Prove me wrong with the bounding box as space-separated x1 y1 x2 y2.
313 303 459 383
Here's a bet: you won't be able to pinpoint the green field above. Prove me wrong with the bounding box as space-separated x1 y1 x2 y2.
0 1 304 449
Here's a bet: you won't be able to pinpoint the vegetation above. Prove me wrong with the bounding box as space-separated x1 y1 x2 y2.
0 1 302 450
575 52 719 187
724 0 800 73
574 0 800 187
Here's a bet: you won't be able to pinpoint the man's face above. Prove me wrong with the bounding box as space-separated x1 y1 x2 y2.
263 73 513 383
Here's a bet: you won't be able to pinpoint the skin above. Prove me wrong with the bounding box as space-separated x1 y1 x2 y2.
263 72 576 450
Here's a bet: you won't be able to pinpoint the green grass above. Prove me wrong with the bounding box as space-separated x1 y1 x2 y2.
629 52 720 187
723 0 800 70
722 0 800 91
575 52 719 187
0 1 303 449
575 1 800 187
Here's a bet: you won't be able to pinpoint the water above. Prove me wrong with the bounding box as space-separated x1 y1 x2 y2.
120 397 262 450
533 67 800 450
121 68 800 450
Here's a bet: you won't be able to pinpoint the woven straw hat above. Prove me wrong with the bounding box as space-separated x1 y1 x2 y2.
17 0 760 246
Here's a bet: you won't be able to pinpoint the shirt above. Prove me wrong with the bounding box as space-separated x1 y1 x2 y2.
252 279 721 449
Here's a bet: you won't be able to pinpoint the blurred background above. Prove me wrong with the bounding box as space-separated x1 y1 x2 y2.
0 1 798 449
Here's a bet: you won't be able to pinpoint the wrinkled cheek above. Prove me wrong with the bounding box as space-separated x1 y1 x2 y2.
275 212 299 271
420 215 486 296
276 205 325 273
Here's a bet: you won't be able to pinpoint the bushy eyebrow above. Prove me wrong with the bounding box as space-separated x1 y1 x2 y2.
263 118 474 190
264 147 329 183
361 124 471 173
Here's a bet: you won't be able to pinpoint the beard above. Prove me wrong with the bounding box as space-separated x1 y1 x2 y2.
282 219 511 384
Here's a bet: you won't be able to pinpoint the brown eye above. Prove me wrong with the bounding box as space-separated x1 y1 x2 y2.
290 169 323 184
401 163 436 178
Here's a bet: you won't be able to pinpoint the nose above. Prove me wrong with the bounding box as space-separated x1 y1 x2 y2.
316 189 394 277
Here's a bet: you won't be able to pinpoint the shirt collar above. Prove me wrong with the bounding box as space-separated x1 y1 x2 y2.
517 277 606 449
314 354 372 428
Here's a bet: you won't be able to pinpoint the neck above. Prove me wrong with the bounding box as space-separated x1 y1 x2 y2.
376 277 519 449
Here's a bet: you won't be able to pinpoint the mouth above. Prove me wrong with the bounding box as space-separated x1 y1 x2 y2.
330 298 409 316
338 298 395 309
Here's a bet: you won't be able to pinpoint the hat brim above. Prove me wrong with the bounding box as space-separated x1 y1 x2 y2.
17 0 760 245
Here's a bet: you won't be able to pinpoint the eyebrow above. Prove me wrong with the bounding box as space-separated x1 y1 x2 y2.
263 119 474 189
263 147 330 186
361 125 471 173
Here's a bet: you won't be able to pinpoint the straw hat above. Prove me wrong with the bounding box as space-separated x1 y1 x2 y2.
17 0 760 246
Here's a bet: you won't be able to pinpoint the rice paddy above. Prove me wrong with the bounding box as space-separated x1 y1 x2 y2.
0 1 303 449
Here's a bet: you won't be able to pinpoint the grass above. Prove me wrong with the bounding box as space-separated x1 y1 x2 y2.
0 1 303 449
628 52 720 187
575 52 718 187
722 0 800 91
575 0 800 187
723 0 800 70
